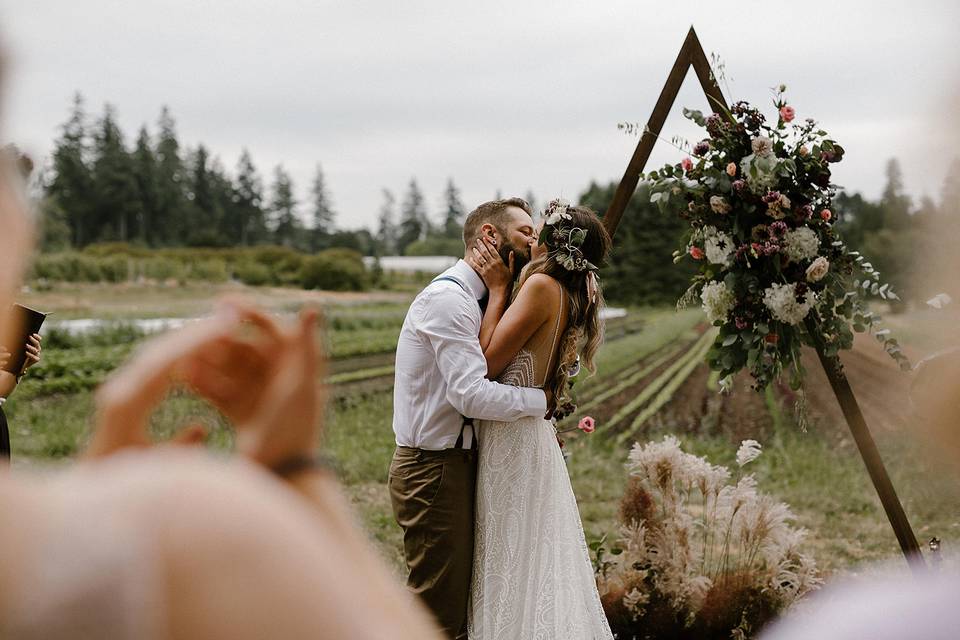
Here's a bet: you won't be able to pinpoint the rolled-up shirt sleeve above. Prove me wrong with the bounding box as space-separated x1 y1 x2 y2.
418 288 547 421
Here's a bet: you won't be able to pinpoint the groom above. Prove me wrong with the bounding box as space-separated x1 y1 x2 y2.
389 197 551 639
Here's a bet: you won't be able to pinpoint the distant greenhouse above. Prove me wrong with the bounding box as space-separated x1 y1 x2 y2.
364 256 459 274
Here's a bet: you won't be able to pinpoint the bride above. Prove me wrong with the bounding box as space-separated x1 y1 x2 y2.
466 199 613 639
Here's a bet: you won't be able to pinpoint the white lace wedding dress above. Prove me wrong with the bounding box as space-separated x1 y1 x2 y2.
468 289 613 639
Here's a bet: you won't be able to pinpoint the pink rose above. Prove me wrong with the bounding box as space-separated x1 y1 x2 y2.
680 157 694 172
820 208 832 221
726 162 737 177
779 105 796 123
689 246 705 260
577 416 596 433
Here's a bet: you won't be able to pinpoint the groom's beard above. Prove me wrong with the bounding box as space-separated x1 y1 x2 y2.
499 240 531 278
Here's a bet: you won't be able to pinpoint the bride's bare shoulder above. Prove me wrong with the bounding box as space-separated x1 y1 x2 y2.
519 273 560 300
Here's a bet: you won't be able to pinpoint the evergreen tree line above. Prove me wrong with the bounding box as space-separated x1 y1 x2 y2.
38 94 498 258
40 94 345 252
37 95 958 306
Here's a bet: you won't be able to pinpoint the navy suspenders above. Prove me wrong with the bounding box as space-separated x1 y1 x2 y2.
430 275 478 451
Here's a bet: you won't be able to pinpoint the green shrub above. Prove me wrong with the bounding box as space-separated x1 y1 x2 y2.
300 249 369 291
404 236 464 257
188 259 229 282
98 256 130 283
233 261 272 286
141 257 184 281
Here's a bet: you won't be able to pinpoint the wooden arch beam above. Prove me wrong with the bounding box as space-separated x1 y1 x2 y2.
604 26 925 572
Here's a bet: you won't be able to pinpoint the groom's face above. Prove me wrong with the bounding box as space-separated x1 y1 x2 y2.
494 207 536 274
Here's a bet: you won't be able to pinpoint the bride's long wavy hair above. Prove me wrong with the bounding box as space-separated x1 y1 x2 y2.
518 204 611 413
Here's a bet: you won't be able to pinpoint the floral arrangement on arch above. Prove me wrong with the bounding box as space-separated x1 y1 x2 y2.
643 86 909 390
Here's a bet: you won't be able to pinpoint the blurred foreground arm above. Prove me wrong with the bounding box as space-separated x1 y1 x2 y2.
88 303 444 639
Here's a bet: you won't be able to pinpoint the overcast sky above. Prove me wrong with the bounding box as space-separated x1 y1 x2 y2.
2 1 958 231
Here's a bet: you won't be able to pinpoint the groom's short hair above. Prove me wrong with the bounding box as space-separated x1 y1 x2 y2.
462 197 533 247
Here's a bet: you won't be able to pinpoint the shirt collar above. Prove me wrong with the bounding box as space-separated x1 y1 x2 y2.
450 259 488 301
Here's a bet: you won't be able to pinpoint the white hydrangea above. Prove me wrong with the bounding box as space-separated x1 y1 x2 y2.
702 226 735 267
762 282 817 325
701 280 735 324
782 227 820 262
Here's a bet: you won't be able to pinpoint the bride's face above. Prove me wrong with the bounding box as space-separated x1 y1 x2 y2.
531 221 548 260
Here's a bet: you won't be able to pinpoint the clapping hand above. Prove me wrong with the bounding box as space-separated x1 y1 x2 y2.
86 310 244 457
87 301 325 468
181 302 325 468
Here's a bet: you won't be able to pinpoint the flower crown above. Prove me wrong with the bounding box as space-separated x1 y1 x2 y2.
539 199 599 272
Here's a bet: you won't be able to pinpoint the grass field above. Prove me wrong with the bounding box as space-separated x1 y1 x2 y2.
6 281 959 580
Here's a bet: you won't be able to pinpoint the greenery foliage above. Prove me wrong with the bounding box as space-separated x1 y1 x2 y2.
300 249 370 291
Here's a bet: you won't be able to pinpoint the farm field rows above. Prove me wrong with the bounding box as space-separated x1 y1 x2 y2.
6 284 959 576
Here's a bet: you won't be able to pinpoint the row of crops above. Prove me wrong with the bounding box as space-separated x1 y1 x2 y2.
17 306 657 402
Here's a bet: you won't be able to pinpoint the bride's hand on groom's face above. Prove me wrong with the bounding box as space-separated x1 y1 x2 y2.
468 236 513 295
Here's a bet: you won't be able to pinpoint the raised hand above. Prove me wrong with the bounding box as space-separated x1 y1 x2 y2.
181 302 325 468
86 310 245 457
467 236 514 294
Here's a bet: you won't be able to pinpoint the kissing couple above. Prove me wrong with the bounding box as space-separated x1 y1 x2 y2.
389 197 614 639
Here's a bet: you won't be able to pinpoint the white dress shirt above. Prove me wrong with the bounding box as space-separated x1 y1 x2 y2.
392 260 547 450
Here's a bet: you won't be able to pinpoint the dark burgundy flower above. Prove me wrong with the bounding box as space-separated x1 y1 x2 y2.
762 191 781 204
799 204 813 219
732 179 747 193
706 114 724 137
735 316 750 330
693 140 711 156
769 220 788 238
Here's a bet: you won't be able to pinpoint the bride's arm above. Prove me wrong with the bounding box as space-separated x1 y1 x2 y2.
481 274 553 380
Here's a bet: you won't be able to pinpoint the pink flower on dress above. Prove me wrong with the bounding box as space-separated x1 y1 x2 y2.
681 157 694 172
726 162 737 177
577 416 596 433
780 105 796 122
820 208 832 221
689 246 705 260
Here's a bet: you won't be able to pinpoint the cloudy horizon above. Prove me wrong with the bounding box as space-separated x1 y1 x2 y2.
3 1 958 232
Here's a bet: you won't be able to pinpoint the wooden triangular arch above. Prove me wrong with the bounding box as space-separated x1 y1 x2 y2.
605 26 925 572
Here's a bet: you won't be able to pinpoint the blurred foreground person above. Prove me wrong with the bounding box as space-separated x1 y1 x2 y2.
762 352 960 639
0 145 41 461
0 80 442 640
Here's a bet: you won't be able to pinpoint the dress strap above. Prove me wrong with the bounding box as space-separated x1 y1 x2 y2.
540 280 566 388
